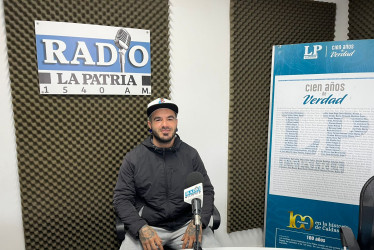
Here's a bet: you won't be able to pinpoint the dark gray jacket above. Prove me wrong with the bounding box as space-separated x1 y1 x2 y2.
113 135 215 237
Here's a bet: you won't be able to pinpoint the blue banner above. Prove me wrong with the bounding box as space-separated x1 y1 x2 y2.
265 39 374 249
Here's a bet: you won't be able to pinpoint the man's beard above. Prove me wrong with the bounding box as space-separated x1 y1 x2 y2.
152 128 177 145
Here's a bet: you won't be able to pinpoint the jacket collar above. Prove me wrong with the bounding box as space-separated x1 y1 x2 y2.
142 134 181 153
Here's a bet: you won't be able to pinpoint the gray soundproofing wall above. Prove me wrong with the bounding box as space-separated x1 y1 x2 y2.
3 0 171 249
348 0 374 40
228 0 336 232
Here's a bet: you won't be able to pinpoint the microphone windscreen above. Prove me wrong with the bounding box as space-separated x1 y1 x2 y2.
185 172 204 188
115 29 131 49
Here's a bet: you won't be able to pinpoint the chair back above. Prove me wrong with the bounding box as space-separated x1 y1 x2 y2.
358 175 374 250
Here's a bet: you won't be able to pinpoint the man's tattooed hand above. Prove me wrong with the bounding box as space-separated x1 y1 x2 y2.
181 220 202 249
139 225 163 250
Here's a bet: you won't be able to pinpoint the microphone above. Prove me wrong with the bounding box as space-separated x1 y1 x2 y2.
184 172 204 226
114 28 131 73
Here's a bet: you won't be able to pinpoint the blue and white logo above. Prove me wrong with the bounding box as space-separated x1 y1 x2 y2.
304 45 322 59
35 21 151 95
185 186 202 199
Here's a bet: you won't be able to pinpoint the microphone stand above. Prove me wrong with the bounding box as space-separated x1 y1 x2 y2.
193 221 202 250
192 198 202 250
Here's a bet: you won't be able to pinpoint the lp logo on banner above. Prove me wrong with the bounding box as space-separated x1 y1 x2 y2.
304 45 323 59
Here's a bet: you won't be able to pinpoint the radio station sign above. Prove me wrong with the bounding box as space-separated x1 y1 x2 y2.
35 20 151 95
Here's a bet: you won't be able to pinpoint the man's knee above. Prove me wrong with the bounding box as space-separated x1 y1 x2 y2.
202 228 221 248
119 234 142 250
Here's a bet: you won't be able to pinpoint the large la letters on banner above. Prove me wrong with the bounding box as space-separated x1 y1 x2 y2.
265 39 374 249
35 21 151 95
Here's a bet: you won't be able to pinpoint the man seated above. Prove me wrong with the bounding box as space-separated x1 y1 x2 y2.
113 98 220 250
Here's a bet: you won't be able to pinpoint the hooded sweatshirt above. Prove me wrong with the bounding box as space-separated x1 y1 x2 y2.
113 135 215 237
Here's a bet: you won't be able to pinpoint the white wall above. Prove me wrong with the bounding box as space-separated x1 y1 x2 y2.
0 0 25 249
168 0 234 246
0 0 349 249
168 0 263 246
319 0 349 41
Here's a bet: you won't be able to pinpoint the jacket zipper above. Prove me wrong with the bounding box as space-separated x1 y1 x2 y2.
163 149 170 216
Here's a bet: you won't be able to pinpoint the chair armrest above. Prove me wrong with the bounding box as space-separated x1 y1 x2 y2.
340 226 360 250
115 214 126 243
210 205 221 232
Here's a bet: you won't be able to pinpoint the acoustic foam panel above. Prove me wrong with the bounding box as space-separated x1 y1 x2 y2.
348 0 374 40
3 0 170 249
228 0 336 233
